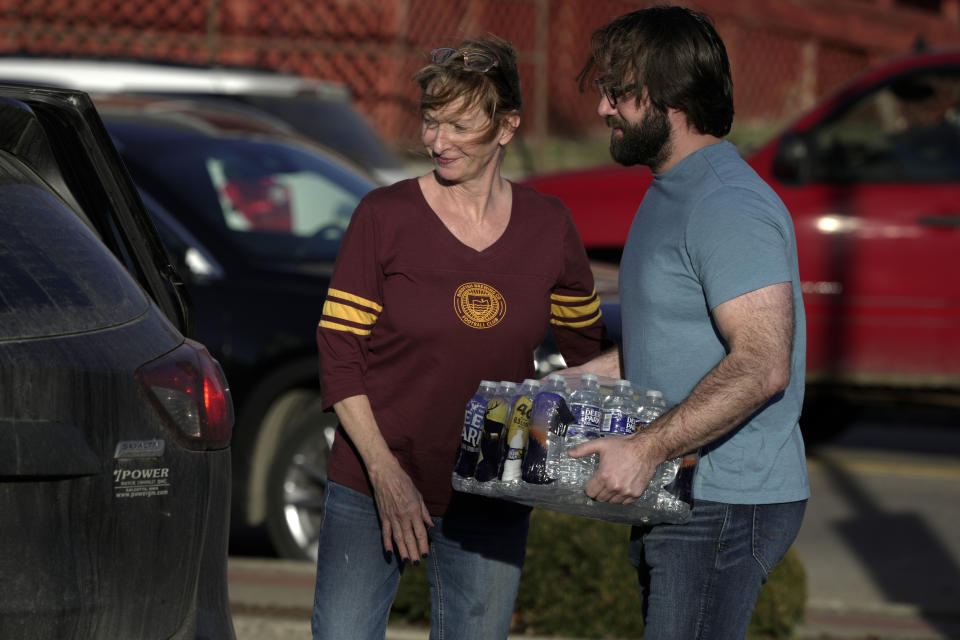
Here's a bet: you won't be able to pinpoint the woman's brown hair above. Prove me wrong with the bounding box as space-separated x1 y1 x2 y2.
414 35 522 143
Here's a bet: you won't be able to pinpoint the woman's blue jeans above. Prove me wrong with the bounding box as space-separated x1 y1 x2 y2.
628 498 807 639
311 482 529 640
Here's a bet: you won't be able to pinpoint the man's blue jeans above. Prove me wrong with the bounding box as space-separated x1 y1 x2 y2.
628 498 807 639
311 482 529 640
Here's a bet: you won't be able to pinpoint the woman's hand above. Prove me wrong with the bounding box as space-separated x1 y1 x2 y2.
332 395 434 563
368 458 434 563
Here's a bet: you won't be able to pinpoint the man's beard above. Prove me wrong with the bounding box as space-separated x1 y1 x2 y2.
608 105 672 170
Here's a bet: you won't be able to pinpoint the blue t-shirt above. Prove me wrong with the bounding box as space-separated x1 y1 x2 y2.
619 141 809 504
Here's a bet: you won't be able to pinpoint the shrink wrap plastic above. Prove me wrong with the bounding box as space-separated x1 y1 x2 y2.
452 373 698 526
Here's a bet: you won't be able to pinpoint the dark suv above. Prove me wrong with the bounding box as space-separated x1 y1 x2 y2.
0 85 234 638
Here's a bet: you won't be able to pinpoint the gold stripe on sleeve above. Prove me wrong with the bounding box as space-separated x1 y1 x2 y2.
550 288 597 304
551 296 601 320
551 308 603 329
327 288 383 313
318 319 373 336
322 300 378 327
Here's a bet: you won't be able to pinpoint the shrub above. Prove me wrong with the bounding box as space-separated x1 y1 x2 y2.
391 509 806 639
513 511 643 638
390 560 431 623
749 544 807 639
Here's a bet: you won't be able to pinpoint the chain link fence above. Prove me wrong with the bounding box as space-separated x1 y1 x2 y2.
3 0 958 166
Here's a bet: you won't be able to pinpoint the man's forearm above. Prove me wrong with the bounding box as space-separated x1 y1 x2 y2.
645 282 795 460
642 348 789 461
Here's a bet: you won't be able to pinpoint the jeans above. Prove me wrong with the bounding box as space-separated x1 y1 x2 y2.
628 498 807 640
311 482 529 640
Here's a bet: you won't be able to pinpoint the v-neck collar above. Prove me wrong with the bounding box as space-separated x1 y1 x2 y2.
412 178 517 259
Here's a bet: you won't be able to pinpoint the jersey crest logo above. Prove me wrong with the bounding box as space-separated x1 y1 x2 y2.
454 282 506 329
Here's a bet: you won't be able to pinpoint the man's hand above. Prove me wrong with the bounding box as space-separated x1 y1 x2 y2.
567 432 662 503
368 459 434 563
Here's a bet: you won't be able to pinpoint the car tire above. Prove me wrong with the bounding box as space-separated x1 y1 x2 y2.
265 402 336 562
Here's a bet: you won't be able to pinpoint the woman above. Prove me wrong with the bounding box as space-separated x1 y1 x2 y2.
312 36 605 639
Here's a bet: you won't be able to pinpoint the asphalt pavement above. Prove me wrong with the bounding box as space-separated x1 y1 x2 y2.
229 413 960 639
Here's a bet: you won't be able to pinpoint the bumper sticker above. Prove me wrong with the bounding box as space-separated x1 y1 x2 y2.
113 467 170 498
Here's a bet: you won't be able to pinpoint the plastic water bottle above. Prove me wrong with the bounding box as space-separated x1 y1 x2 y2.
475 381 517 482
601 379 637 436
635 389 675 502
636 389 666 430
453 380 497 479
558 374 602 487
500 379 540 483
523 373 568 484
568 373 603 438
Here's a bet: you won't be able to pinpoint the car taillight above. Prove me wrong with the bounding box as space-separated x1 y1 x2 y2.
136 339 234 450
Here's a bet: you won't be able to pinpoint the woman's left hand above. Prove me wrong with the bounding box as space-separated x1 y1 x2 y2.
332 394 435 563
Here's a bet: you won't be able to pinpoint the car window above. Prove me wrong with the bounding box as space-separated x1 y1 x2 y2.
0 156 148 340
140 189 225 281
810 67 960 182
0 89 192 334
206 154 358 237
231 95 402 171
110 128 373 264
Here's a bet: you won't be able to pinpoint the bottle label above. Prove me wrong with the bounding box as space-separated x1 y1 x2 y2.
569 402 602 436
500 396 532 483
523 392 572 484
459 397 486 447
504 395 533 451
453 395 487 477
602 409 630 434
475 396 511 481
483 396 510 436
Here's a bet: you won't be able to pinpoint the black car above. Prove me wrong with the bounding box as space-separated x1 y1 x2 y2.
88 95 378 560
0 86 234 637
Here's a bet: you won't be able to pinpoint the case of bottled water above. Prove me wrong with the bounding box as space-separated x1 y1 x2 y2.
451 373 698 526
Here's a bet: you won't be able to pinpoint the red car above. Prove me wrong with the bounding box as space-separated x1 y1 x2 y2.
524 49 960 397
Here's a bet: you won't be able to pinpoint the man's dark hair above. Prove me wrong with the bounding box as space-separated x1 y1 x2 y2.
578 5 734 137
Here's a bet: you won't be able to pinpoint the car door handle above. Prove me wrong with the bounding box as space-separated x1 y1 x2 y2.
916 215 960 227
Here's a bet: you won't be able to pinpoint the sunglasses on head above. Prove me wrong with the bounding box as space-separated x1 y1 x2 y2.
431 47 499 73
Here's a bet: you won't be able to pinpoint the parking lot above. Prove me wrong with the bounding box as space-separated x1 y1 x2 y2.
227 406 960 640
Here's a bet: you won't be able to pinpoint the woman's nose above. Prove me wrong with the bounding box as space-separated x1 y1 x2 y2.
428 128 450 152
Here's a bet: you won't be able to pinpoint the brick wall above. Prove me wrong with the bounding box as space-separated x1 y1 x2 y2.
2 0 958 149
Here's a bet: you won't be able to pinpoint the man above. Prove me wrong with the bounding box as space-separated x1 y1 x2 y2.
566 6 810 638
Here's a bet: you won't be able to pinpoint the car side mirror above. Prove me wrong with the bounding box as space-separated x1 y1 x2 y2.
773 132 814 185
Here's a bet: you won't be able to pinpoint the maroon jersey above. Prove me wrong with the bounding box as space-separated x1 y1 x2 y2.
317 178 605 513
